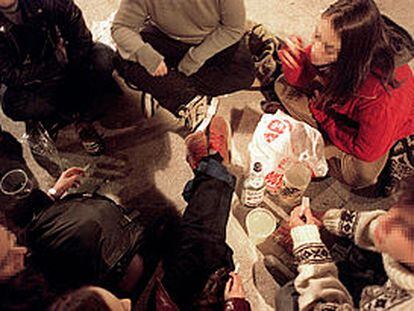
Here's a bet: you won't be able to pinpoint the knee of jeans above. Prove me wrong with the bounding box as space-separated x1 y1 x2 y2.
343 168 379 189
90 43 115 75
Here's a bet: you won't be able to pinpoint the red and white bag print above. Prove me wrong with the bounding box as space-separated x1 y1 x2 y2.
248 110 328 193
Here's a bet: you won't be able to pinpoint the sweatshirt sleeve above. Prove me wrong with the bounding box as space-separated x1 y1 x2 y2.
278 45 316 89
291 224 354 310
317 94 393 162
111 0 164 74
177 0 246 76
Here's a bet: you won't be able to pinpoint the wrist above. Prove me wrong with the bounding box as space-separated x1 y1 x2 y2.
47 188 58 200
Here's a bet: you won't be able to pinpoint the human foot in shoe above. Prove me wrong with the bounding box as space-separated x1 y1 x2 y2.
206 116 231 165
184 131 208 170
76 123 105 156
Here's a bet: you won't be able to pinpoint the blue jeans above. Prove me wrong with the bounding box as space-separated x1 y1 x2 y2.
162 156 236 309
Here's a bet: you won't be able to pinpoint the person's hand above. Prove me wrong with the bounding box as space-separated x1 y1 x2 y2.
52 167 85 198
289 204 322 229
224 272 246 301
152 60 168 77
278 36 305 69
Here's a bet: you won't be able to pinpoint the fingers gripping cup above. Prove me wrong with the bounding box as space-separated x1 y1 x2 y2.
246 208 277 245
1 169 33 199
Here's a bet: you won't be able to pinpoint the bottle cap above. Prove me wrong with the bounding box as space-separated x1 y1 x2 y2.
253 162 262 172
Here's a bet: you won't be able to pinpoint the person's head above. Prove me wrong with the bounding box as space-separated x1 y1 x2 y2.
0 225 27 280
374 176 414 267
314 0 397 104
50 286 131 311
0 0 17 9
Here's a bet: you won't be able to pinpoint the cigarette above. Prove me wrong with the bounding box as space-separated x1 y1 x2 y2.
300 197 310 215
83 164 91 172
234 263 240 274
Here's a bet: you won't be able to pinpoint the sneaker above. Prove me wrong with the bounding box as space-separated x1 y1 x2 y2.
185 131 208 170
178 96 218 132
207 115 231 165
77 124 105 156
141 92 160 119
184 115 231 169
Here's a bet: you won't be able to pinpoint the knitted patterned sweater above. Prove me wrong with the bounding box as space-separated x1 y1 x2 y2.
291 209 414 310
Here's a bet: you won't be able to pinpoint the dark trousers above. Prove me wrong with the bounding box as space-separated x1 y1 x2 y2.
162 157 236 309
115 25 255 116
2 42 115 125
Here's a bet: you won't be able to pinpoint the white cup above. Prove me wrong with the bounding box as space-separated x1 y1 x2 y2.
246 208 277 245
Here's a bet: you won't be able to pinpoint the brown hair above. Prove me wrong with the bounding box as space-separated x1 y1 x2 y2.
321 0 398 105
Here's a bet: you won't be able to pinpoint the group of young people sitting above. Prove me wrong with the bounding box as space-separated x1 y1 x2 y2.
0 0 413 309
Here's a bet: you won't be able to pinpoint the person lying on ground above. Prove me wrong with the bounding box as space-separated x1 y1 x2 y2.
50 116 251 310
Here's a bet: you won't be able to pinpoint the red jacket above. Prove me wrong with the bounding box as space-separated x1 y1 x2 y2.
279 46 414 162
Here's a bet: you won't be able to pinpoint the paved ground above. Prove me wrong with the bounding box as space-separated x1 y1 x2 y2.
0 1 413 310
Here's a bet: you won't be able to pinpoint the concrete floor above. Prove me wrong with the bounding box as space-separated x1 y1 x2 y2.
0 1 413 310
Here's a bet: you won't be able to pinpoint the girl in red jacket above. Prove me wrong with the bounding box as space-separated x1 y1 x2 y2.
276 0 414 189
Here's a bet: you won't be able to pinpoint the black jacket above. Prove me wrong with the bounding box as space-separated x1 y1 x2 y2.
25 192 146 290
0 0 92 88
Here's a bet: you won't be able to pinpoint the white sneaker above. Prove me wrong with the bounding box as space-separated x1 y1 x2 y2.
141 92 160 119
178 96 218 132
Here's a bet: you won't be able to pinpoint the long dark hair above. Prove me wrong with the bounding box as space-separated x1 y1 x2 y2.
321 0 398 105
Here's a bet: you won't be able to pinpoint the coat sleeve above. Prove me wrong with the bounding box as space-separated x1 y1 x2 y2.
111 0 164 74
177 0 246 76
291 224 354 310
0 37 65 87
44 0 93 63
278 45 316 89
317 94 393 162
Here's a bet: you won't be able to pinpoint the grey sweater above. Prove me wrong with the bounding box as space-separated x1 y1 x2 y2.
111 0 246 76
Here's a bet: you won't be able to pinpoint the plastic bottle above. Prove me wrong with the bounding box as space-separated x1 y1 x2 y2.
241 162 266 207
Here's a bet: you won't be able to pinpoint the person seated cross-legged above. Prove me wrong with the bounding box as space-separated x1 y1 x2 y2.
111 0 255 132
0 0 117 156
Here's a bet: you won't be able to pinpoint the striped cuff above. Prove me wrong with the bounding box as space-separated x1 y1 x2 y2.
291 225 332 265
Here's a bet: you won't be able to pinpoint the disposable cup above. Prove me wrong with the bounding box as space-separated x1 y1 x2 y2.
246 208 277 245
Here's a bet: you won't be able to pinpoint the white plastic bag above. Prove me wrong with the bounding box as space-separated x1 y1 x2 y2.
249 110 328 192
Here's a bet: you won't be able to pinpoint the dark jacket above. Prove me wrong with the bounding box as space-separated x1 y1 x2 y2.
25 192 146 290
0 0 92 88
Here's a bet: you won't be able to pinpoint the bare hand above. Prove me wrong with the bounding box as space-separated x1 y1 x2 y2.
289 204 322 229
152 60 168 77
278 35 305 69
224 272 246 301
52 167 85 198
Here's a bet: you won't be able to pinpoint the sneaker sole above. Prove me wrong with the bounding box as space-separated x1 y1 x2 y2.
194 97 219 133
141 93 159 119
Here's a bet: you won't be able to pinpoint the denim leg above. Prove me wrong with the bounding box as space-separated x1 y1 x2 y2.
162 157 236 309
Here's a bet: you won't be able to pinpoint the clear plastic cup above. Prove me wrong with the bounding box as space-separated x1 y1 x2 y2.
0 169 33 199
277 162 311 208
246 208 277 245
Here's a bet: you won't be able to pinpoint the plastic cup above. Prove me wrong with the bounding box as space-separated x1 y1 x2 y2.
0 169 33 199
277 162 311 208
246 208 277 245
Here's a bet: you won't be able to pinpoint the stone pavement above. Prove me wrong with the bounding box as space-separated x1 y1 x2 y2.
0 1 413 310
